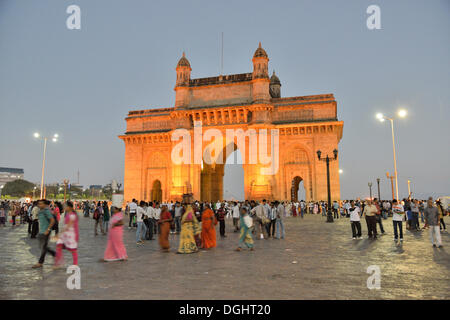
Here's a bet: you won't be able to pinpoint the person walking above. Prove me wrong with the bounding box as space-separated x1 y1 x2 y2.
153 203 161 235
275 201 285 239
83 201 90 218
216 203 227 238
250 201 267 240
146 202 155 240
177 204 201 254
102 201 110 234
349 201 362 239
201 204 217 249
93 202 104 236
392 199 405 242
158 205 172 252
135 201 147 245
32 200 56 268
232 202 240 232
332 201 339 219
373 199 385 234
236 207 254 251
267 203 277 238
424 197 442 248
436 200 446 232
411 199 421 231
54 201 79 268
128 199 137 229
363 200 378 239
103 206 128 262
174 202 183 234
30 201 40 238
0 203 6 227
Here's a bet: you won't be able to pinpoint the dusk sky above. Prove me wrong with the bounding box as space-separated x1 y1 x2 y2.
0 0 449 200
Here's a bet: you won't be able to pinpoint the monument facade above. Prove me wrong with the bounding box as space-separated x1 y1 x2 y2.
119 43 343 203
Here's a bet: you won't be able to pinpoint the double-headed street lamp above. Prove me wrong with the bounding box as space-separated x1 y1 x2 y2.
34 132 59 199
316 149 338 223
376 109 407 201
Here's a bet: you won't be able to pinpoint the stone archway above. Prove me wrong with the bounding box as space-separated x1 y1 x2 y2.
150 180 162 202
291 176 306 202
284 147 314 202
200 141 243 202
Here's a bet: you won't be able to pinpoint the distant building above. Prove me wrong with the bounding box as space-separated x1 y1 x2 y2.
0 167 24 186
89 185 102 190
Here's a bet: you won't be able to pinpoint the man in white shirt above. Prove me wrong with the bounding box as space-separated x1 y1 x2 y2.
349 201 362 239
392 199 405 242
128 199 138 229
135 201 147 244
232 202 240 232
216 201 222 214
30 203 40 238
146 203 155 240
251 201 265 239
174 202 183 234
153 203 161 234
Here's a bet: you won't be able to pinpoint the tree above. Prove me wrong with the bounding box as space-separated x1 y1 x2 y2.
2 179 36 197
102 184 112 200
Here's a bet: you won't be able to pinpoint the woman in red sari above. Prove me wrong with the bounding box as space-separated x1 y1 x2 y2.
201 204 217 249
292 204 298 217
158 205 172 252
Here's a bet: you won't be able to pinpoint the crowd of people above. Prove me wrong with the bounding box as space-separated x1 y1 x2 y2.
0 196 447 269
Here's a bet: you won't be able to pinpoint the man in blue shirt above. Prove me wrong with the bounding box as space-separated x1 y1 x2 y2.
32 199 56 269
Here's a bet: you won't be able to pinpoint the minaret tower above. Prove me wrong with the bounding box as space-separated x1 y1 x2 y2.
251 42 270 103
174 52 191 108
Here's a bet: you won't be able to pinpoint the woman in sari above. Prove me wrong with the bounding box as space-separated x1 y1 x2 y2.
236 207 254 251
177 204 201 254
201 204 217 249
158 205 172 252
103 206 128 262
54 201 79 268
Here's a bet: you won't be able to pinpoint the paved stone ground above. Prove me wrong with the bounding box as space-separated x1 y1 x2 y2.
0 214 449 300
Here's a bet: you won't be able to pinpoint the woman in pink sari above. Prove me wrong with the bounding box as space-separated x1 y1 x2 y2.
103 206 128 262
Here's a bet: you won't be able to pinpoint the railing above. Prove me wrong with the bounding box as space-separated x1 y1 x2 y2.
272 110 314 123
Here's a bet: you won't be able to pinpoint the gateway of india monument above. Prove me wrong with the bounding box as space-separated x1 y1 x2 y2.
119 43 343 203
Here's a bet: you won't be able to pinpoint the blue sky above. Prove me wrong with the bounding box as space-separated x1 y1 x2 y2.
0 0 449 200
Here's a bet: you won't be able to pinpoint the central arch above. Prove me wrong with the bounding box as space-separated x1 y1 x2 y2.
151 180 162 202
291 176 306 202
200 141 244 202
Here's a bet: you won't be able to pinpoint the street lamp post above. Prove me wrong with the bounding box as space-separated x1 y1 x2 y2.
376 178 381 201
386 172 395 200
368 182 373 199
407 179 411 199
33 186 37 199
316 149 338 223
34 132 59 199
376 109 407 201
64 179 69 202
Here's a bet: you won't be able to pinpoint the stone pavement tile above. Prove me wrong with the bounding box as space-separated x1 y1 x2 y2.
0 215 449 299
